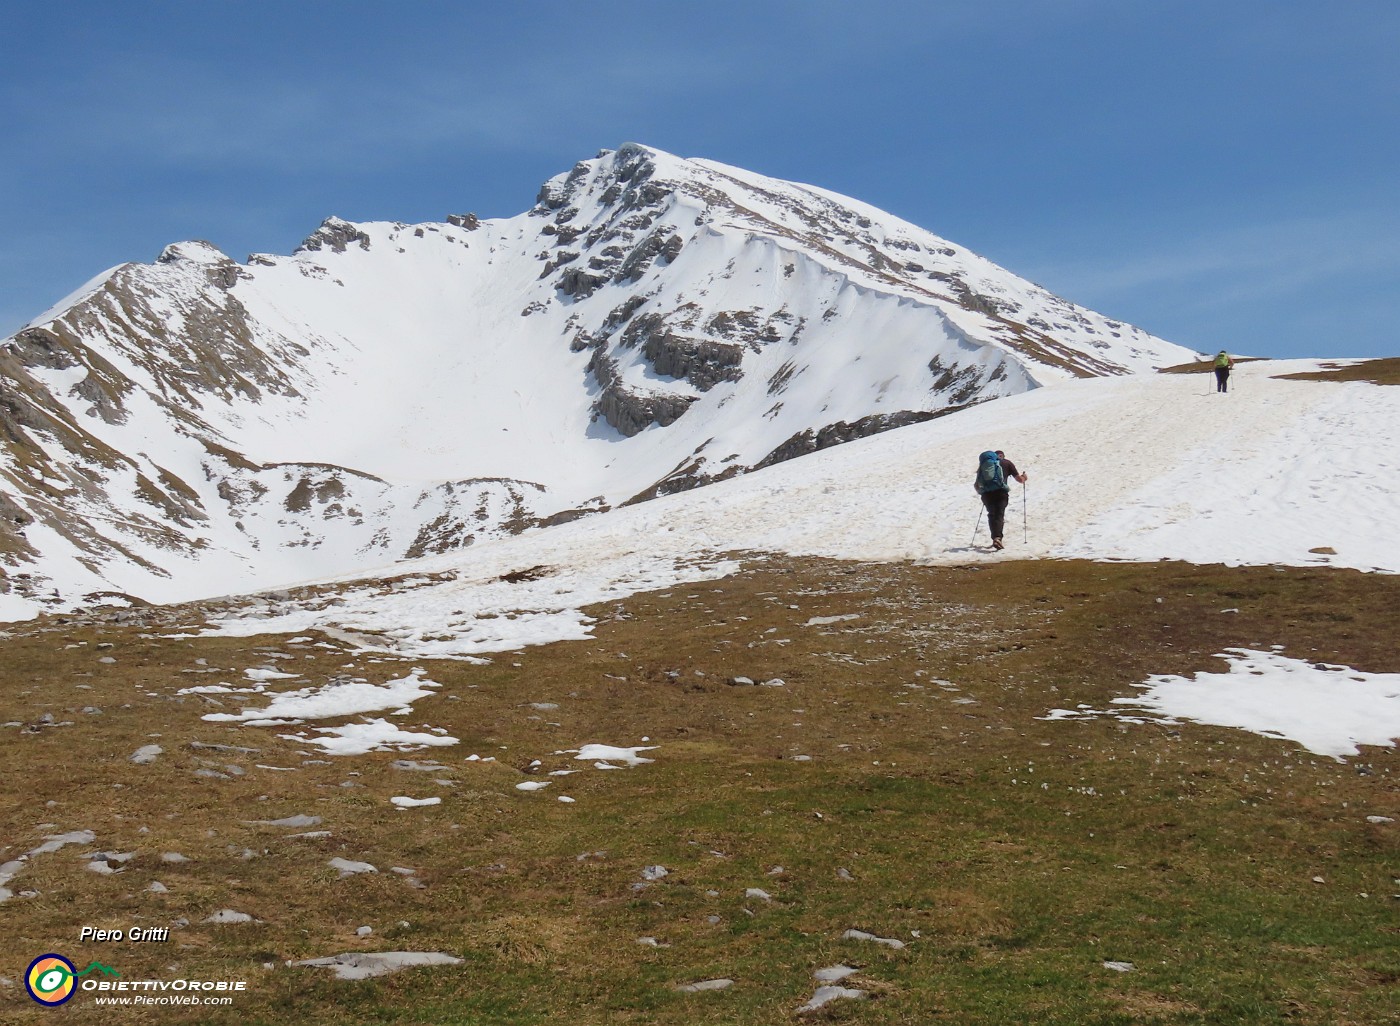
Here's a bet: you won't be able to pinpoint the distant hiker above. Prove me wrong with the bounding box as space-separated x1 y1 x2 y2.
973 449 1027 550
1213 350 1233 393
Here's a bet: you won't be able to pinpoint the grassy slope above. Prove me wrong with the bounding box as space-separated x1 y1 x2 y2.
1157 356 1400 386
1 557 1397 1024
1271 359 1400 386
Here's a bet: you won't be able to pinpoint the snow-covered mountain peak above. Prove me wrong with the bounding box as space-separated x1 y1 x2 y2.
294 216 374 256
158 239 234 266
1 144 1197 619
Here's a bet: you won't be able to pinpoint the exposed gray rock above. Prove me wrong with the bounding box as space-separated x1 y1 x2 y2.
755 410 947 470
247 814 321 828
0 491 33 529
675 978 733 993
798 985 866 1013
204 909 253 924
188 741 261 754
296 217 371 254
595 383 696 437
638 325 744 392
555 266 608 300
614 229 684 283
391 760 449 773
842 928 904 949
602 295 648 332
7 326 79 370
588 349 697 436
330 857 377 878
293 951 462 980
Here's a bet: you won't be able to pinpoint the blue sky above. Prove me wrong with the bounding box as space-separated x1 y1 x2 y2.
2 1 1396 358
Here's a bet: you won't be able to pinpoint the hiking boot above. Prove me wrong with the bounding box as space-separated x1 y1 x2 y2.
992 538 1004 550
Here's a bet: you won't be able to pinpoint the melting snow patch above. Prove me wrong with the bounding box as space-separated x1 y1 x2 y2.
803 614 861 627
86 851 133 874
244 667 300 682
1048 649 1400 760
293 951 462 980
515 781 550 792
570 743 657 767
205 670 441 725
279 718 459 756
390 796 441 808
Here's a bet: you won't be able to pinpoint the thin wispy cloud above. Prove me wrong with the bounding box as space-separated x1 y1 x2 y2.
1030 207 1400 310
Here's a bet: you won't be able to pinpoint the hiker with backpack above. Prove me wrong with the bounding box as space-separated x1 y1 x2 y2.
1213 350 1233 393
973 449 1027 551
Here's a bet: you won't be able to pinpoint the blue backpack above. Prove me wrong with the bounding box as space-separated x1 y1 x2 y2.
974 450 1006 494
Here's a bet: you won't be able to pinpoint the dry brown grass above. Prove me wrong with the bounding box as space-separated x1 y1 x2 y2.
1272 357 1400 385
1155 356 1268 374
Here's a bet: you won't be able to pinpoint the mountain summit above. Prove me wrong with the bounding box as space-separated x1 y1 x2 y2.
0 144 1194 618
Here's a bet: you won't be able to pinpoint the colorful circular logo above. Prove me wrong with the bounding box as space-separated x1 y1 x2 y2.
25 954 77 1006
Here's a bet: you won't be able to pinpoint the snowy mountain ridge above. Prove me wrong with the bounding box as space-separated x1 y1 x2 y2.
0 144 1195 618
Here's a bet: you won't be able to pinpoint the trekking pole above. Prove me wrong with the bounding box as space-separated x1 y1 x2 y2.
1022 482 1028 544
971 504 983 547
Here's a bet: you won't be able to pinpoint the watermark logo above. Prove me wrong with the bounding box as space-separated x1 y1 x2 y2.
24 954 119 1006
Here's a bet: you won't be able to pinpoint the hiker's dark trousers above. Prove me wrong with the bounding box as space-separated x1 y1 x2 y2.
981 489 1010 541
1215 367 1230 392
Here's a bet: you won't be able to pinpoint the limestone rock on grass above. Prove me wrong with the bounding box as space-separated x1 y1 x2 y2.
293 951 462 980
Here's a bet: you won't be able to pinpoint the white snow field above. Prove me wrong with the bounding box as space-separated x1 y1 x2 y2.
200 359 1398 654
184 360 1400 759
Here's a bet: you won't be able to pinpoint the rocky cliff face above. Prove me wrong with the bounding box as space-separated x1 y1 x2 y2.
0 144 1194 618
